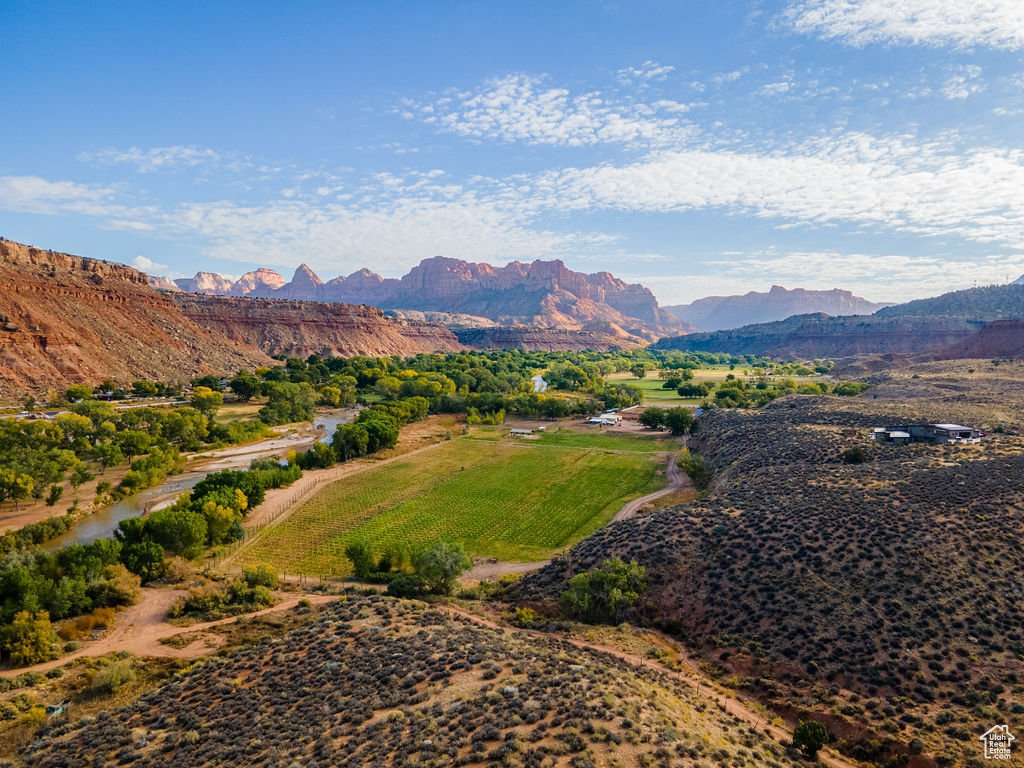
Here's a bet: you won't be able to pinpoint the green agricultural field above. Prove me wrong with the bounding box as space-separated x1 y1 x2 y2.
605 373 701 404
238 432 668 575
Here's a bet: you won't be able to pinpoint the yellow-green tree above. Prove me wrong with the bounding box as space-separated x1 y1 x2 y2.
190 386 224 419
1 611 59 666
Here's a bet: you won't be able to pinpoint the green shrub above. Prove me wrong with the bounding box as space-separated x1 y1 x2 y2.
386 574 429 598
559 558 647 625
90 660 135 695
792 720 829 759
677 449 710 491
242 564 278 589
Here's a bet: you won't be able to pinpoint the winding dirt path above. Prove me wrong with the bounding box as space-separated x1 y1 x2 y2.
0 589 337 679
442 604 863 768
612 451 688 522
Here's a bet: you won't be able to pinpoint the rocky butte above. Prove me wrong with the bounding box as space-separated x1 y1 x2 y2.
172 294 464 359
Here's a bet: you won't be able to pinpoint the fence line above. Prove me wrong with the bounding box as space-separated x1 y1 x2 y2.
211 475 324 572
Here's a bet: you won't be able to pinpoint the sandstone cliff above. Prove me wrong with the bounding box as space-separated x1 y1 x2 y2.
228 268 286 296
171 256 682 342
173 294 464 359
0 240 271 400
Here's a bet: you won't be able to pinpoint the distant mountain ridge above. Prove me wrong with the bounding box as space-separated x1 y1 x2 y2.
653 281 1024 359
166 257 685 343
663 284 887 331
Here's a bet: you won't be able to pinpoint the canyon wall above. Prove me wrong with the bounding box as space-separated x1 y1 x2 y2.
173 294 465 359
0 240 271 400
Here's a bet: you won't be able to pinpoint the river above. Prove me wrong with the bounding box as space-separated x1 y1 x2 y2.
44 412 352 549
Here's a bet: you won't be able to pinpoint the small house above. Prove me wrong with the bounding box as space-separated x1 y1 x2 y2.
509 427 534 438
873 423 982 445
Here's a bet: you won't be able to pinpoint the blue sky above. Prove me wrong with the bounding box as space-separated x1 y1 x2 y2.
2 0 1024 304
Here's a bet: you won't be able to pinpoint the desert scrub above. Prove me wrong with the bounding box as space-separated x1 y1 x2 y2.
514 392 1024 762
21 595 808 768
168 579 274 622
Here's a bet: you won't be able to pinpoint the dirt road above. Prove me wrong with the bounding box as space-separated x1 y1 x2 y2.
0 589 337 679
612 451 689 522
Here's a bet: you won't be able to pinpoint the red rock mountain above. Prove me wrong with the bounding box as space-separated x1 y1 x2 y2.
0 240 487 399
171 256 684 343
0 239 271 399
663 285 887 332
229 268 286 296
175 271 236 295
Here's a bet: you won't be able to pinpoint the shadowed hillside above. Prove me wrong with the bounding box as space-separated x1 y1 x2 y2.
653 282 1024 359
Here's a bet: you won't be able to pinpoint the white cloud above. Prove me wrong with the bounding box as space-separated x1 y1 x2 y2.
940 65 985 100
79 145 221 172
712 70 745 84
412 73 693 147
0 175 121 216
131 255 169 273
759 80 794 96
784 0 1024 50
536 131 1024 249
617 60 675 82
155 195 612 276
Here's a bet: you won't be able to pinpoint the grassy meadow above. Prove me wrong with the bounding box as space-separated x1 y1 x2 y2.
238 428 670 574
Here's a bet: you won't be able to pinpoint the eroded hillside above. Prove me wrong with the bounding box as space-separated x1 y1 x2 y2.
0 240 271 399
172 294 465 358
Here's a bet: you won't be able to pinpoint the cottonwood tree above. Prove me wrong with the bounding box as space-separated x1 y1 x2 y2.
412 541 471 595
560 558 648 624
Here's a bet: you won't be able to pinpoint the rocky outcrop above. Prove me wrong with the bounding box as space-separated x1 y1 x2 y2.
168 256 683 342
174 271 235 294
148 275 182 292
663 285 887 332
0 239 271 400
173 294 464 359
